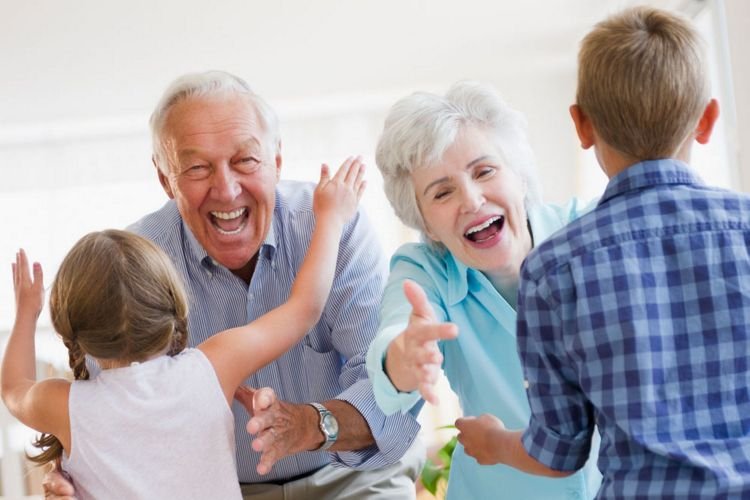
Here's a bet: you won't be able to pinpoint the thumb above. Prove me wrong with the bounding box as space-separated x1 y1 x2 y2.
234 385 257 414
403 279 436 321
319 163 330 184
253 386 277 410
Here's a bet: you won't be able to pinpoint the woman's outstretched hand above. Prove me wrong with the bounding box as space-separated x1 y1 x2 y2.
385 280 458 405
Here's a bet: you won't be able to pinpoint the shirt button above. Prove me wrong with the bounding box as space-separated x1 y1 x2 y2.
524 380 530 389
249 293 254 300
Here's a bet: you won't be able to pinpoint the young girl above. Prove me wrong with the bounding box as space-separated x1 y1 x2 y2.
2 159 366 499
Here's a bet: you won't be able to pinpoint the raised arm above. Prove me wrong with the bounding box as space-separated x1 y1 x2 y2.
200 157 366 401
1 250 70 446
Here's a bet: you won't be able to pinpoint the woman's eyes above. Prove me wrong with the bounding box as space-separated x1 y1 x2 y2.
475 166 495 178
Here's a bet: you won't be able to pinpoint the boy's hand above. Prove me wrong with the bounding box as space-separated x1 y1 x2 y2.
313 156 366 226
456 414 507 465
12 249 44 320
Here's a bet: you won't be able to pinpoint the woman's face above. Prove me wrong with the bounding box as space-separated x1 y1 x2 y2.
411 126 532 281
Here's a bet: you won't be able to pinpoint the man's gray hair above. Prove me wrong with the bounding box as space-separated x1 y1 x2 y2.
150 70 281 172
375 81 542 237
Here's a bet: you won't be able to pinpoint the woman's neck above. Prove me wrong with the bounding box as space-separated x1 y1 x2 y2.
485 272 519 309
481 218 533 309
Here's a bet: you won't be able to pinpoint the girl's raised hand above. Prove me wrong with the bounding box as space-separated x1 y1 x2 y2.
313 156 366 226
12 249 44 320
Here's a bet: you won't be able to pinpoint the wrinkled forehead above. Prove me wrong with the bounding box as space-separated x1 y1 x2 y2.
162 94 267 141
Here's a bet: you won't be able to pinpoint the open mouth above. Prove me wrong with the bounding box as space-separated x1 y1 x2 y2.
464 215 504 243
210 208 248 236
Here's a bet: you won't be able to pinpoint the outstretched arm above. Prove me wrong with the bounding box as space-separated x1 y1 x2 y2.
1 250 70 446
200 157 367 402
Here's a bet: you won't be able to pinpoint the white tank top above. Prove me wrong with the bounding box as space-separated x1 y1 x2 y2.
62 348 241 499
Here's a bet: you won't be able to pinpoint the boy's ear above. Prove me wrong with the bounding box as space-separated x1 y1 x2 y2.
569 104 595 149
695 99 720 145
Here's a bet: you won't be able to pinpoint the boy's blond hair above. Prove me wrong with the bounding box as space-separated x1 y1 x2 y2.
576 6 709 160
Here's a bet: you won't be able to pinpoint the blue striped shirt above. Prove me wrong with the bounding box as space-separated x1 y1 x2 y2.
130 180 420 483
518 160 750 499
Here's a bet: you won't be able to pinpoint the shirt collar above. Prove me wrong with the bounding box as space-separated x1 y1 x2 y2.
598 159 704 206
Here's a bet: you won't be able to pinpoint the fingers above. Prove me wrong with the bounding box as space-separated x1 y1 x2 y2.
255 439 280 475
245 392 277 435
403 280 438 322
318 163 330 184
332 156 355 182
454 416 475 432
253 386 276 411
33 262 44 290
233 386 256 414
419 380 441 406
16 249 29 286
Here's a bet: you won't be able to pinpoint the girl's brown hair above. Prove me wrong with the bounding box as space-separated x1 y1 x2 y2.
30 229 189 464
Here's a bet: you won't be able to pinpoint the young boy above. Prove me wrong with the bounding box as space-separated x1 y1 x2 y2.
455 6 750 498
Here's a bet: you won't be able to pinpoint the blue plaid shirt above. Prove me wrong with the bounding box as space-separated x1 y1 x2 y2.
517 160 750 499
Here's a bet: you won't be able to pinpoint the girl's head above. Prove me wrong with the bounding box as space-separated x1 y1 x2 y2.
30 230 189 465
50 229 189 373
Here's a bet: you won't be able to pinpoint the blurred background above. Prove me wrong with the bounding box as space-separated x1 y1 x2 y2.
1 0 748 496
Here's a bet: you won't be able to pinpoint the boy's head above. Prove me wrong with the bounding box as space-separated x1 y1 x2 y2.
50 230 189 378
572 6 716 169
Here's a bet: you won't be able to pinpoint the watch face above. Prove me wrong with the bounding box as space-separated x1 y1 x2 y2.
323 413 339 437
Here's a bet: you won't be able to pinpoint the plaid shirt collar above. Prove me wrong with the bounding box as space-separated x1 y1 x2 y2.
599 159 704 207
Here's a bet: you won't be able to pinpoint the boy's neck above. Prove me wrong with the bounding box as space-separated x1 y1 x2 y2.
597 140 692 179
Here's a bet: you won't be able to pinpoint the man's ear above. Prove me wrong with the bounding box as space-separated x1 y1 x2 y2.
695 99 720 145
569 104 595 150
154 155 175 199
274 140 283 181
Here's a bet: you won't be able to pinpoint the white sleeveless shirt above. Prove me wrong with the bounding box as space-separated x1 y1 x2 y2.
62 348 241 499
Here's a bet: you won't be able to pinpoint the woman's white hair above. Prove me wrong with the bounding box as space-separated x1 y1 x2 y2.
149 70 280 172
375 81 542 239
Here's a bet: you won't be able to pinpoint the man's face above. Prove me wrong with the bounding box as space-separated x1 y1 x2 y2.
157 94 281 280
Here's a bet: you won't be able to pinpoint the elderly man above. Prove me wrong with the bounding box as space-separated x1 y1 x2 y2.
45 70 422 499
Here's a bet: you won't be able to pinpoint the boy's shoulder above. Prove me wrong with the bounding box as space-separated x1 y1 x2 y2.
522 207 601 283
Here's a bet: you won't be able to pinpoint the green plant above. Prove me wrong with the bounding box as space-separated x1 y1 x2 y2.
420 426 457 497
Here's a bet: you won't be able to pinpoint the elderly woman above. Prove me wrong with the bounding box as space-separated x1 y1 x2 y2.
366 82 601 499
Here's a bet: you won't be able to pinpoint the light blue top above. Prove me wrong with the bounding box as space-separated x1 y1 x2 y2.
367 200 602 500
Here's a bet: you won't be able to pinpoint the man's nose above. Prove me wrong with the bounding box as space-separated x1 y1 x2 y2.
212 164 242 201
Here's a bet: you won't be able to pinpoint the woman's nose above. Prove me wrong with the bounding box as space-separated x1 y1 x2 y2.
460 184 484 213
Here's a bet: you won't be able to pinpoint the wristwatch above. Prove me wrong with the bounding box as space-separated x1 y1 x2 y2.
309 402 339 451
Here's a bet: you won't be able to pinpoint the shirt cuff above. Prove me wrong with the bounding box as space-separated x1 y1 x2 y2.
521 414 592 472
332 378 421 469
365 324 422 415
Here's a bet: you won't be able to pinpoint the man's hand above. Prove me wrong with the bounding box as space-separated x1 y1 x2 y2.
384 280 458 405
42 464 76 500
235 386 320 475
455 414 507 465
